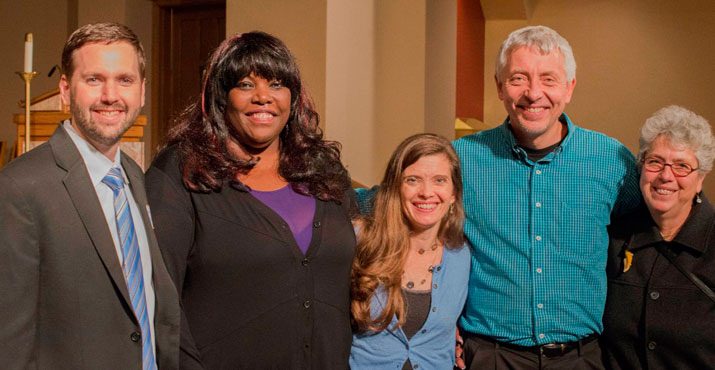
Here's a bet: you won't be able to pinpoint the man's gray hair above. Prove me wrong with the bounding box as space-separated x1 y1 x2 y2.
495 25 576 83
639 105 715 173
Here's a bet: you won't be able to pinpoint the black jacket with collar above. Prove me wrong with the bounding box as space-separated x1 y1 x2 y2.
602 197 715 369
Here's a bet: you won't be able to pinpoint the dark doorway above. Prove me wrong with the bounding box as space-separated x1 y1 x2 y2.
151 0 226 154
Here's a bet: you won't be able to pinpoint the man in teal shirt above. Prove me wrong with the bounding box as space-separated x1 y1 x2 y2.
453 25 640 369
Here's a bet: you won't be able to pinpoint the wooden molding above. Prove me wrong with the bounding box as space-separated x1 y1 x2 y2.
152 0 224 7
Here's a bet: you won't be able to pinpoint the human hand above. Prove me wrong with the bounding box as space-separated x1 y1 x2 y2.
454 327 465 369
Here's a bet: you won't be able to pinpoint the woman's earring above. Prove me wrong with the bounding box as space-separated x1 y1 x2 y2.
696 192 703 204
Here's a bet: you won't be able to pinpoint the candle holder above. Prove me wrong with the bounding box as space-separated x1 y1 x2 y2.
16 71 39 154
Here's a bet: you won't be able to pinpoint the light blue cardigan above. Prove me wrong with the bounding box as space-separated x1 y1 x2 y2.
350 243 471 369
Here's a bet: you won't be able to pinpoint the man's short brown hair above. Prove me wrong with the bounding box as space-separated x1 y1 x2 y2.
61 22 145 79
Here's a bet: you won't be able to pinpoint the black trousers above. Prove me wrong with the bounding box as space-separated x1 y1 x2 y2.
462 333 605 370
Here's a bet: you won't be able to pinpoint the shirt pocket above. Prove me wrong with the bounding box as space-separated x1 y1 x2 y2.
556 200 609 262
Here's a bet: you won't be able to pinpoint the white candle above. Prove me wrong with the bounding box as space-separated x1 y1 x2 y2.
24 33 33 73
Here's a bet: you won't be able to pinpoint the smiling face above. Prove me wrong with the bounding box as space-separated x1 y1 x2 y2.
641 135 705 223
59 41 145 158
497 46 575 149
225 74 292 154
400 153 456 234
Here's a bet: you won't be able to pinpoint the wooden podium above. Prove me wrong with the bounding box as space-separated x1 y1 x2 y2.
12 89 147 168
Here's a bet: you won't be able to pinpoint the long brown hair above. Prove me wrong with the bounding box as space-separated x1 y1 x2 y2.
351 133 465 333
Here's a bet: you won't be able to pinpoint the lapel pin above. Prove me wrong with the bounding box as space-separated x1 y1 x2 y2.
623 250 633 273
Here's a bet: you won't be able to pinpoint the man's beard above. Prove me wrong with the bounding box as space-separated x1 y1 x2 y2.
70 101 138 148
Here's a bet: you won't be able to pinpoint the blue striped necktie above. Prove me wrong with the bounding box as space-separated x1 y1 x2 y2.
102 166 157 370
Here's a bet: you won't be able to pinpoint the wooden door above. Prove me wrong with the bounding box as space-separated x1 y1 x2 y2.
152 0 225 154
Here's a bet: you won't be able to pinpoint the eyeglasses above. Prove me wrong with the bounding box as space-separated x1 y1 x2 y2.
641 157 699 177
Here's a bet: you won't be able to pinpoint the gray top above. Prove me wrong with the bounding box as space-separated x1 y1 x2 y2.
402 289 431 370
402 289 432 339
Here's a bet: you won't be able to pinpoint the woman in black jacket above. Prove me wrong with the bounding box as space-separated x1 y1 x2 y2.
602 105 715 369
146 31 356 369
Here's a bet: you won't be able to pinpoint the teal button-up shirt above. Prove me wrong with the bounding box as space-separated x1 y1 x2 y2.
454 114 641 346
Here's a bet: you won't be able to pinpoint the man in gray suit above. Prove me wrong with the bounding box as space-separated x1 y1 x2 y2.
0 23 179 369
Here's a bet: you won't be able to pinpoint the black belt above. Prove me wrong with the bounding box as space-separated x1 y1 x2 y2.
467 333 598 358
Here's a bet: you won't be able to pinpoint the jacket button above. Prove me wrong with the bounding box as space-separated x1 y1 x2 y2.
301 258 310 266
647 341 657 350
313 221 321 228
130 332 141 342
303 300 311 308
649 291 660 300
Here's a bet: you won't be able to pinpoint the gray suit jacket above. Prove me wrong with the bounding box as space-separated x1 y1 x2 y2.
0 126 180 369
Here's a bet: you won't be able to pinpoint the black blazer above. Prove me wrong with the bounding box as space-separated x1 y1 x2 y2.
0 126 180 369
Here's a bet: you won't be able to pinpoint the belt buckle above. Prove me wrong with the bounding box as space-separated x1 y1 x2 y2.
540 343 567 358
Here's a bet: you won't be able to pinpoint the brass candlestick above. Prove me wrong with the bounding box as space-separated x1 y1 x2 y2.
16 71 38 153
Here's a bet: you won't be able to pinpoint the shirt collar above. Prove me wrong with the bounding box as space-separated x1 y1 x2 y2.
500 113 575 163
63 120 125 186
631 196 715 255
672 196 715 254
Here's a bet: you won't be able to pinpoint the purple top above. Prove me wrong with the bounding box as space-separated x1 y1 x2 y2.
251 185 316 254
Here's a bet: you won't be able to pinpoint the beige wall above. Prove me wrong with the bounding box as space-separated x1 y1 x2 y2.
326 0 433 185
425 0 457 139
340 0 458 185
325 0 376 185
372 0 427 185
484 0 715 194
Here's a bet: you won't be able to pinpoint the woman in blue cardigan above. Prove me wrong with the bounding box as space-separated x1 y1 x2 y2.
350 133 470 369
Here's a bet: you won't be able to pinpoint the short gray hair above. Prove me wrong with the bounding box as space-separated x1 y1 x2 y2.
495 25 576 83
638 105 715 173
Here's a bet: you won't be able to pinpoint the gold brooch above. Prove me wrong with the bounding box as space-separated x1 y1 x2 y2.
623 250 633 272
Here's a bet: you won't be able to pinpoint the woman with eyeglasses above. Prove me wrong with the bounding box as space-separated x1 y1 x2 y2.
601 105 715 369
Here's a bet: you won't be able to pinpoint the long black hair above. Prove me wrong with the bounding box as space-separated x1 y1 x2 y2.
166 31 350 201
